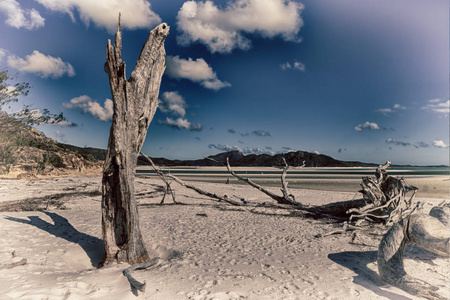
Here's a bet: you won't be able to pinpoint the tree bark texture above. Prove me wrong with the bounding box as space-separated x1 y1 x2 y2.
101 16 169 265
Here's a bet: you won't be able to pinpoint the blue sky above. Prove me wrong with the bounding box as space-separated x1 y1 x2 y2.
0 0 448 165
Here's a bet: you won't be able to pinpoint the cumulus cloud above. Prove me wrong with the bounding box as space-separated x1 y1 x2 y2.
208 144 274 155
252 130 271 137
158 117 202 131
432 140 449 148
63 95 113 122
35 0 161 32
421 99 449 116
8 50 75 78
354 121 381 132
158 90 202 130
165 56 231 90
385 138 411 147
159 91 187 117
55 130 67 142
176 0 304 53
0 48 6 62
375 104 406 116
0 0 45 30
280 61 305 72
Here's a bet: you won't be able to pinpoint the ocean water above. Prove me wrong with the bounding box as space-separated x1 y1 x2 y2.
136 166 449 178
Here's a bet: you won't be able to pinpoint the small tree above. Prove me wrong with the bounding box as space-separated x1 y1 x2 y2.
101 16 169 265
0 69 67 125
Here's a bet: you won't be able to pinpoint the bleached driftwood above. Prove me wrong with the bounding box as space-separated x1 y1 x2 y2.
123 257 160 293
0 258 27 270
102 14 168 266
140 152 176 204
140 153 242 206
349 161 418 225
225 157 305 207
378 205 450 300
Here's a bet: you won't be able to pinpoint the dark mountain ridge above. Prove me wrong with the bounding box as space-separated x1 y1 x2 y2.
139 150 381 168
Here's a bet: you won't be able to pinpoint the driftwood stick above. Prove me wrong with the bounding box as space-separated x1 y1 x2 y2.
225 158 305 207
139 153 241 206
280 158 304 203
140 152 176 204
0 258 27 270
123 257 160 292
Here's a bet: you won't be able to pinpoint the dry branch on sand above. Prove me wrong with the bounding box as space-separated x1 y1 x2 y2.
140 152 242 206
139 152 176 204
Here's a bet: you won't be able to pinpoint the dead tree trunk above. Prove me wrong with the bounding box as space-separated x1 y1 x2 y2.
101 15 169 265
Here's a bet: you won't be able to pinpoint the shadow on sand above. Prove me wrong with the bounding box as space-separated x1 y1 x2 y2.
328 251 413 300
5 211 103 268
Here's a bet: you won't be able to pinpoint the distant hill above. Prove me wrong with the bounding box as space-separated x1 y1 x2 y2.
0 113 104 178
137 150 380 168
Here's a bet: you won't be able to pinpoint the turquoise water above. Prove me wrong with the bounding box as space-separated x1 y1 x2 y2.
136 167 449 178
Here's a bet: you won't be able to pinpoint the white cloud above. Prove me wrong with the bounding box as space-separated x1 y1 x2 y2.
7 50 75 78
432 140 449 148
375 108 393 116
281 61 305 71
376 103 406 116
0 0 45 30
159 91 187 117
35 0 161 32
63 95 113 122
158 117 202 131
55 130 65 138
354 121 381 132
165 55 231 90
421 99 449 115
0 48 6 62
393 104 406 110
176 0 304 53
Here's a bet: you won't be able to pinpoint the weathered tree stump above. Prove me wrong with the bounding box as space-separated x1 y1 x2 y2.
101 15 169 265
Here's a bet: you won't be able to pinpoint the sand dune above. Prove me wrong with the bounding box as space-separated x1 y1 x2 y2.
0 175 448 299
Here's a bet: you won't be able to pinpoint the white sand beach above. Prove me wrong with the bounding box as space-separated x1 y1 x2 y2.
0 173 448 299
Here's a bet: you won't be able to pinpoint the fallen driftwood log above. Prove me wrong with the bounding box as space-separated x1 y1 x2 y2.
378 205 450 300
225 157 305 207
0 258 27 270
140 153 242 206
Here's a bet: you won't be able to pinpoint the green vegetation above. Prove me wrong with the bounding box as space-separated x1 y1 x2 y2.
0 69 68 126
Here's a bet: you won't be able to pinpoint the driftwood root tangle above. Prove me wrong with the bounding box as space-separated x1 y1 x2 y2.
377 206 450 300
352 161 418 225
